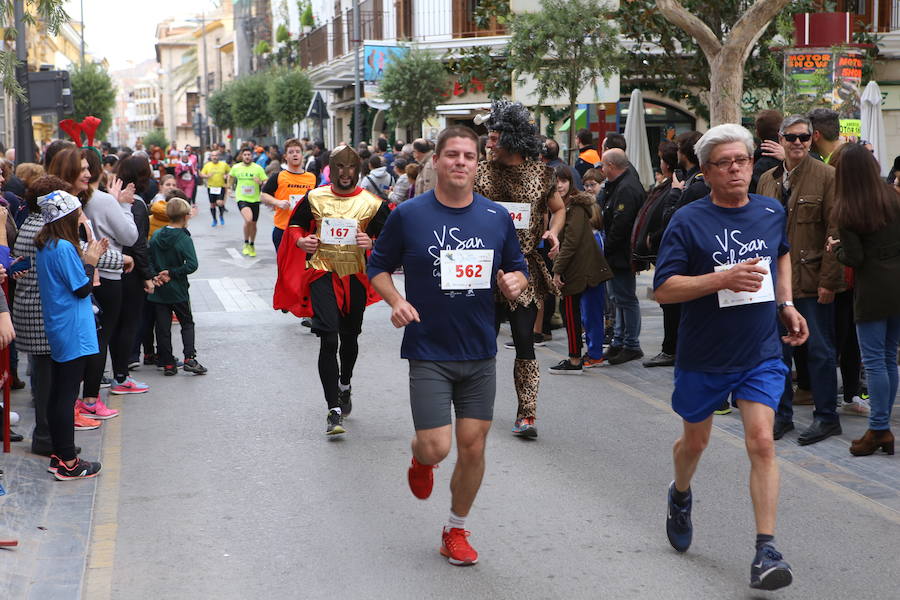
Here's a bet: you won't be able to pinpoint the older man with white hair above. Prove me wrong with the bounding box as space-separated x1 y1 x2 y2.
653 123 808 591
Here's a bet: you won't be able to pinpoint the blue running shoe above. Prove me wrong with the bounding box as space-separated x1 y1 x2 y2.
750 544 793 590
219 217 224 226
666 481 692 552
212 219 218 227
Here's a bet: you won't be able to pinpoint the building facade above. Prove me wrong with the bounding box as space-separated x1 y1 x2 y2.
155 3 236 149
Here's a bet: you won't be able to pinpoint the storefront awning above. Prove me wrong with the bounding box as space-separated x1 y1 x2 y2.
558 108 587 132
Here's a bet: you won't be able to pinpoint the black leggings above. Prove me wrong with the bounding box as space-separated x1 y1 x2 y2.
109 273 145 382
661 303 680 356
495 302 538 360
834 289 861 400
83 277 123 397
319 332 359 409
49 356 87 462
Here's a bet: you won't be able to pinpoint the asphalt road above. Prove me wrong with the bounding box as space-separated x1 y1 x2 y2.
86 190 900 599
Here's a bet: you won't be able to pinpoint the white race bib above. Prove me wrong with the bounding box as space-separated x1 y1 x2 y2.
209 186 222 195
320 217 358 245
181 172 193 181
440 249 494 290
289 194 304 209
715 259 775 308
241 185 255 196
497 202 531 230
152 170 160 178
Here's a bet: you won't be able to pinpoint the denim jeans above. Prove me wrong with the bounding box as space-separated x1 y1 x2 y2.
777 297 839 424
855 316 900 431
608 269 641 350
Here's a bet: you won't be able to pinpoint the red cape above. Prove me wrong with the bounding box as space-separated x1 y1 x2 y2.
273 225 381 318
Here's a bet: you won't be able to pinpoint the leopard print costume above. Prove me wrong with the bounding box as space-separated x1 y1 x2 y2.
474 159 558 310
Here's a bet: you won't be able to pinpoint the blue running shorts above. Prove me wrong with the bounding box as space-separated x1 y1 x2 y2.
671 357 788 423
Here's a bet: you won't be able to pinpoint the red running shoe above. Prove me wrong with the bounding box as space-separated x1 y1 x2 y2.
440 527 478 565
407 456 437 499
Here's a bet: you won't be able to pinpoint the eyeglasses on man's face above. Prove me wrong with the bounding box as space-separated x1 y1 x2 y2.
708 156 752 171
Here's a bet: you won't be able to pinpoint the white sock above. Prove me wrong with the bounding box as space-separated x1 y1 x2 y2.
331 406 342 415
338 382 350 392
446 511 466 531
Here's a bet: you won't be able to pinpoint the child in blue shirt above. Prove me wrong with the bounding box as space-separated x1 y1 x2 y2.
35 190 105 480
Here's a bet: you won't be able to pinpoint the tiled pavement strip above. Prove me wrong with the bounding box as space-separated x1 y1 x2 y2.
0 247 897 596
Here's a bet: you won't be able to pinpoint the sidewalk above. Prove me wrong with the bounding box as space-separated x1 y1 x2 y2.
0 388 103 599
531 271 900 513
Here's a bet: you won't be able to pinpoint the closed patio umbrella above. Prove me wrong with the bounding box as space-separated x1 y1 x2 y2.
622 89 654 190
860 80 888 178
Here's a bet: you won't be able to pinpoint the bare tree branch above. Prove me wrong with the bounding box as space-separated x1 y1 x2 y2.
655 0 721 58
728 0 792 53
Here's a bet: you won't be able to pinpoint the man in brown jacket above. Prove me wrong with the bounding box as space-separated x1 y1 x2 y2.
412 138 436 196
757 114 844 445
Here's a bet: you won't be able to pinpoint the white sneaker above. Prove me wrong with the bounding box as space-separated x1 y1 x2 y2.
0 404 18 425
840 396 870 416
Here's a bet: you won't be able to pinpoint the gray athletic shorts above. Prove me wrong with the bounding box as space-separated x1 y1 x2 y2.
408 358 496 430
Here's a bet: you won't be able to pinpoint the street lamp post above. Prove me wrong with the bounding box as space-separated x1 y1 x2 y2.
13 0 35 165
352 0 361 147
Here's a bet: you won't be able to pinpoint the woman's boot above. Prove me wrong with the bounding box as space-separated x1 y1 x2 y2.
849 429 894 456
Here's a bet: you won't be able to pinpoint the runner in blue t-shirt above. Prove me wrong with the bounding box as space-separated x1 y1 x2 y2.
368 127 527 567
653 125 808 591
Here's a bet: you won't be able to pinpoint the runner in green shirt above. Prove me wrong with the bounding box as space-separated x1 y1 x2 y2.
227 147 268 256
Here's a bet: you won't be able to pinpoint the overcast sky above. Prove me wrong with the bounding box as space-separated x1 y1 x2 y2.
64 0 218 71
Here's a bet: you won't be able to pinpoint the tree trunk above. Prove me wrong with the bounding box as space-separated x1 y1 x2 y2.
567 100 577 165
707 47 744 126
656 0 792 127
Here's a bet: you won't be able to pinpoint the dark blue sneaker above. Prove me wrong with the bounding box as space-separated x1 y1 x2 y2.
666 481 692 552
750 544 793 590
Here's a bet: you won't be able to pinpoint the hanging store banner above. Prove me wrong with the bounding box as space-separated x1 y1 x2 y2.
784 47 864 138
363 45 409 83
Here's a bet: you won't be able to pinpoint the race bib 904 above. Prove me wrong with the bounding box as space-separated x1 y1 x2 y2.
440 249 494 290
320 217 358 245
497 202 531 230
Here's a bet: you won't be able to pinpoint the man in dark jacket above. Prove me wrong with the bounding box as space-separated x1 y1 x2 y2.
646 132 710 371
540 138 582 190
600 148 645 364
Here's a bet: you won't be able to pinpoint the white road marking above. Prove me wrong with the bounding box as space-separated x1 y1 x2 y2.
205 277 270 312
220 247 261 269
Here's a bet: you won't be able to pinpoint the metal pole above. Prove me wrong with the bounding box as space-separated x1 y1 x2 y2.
80 0 85 65
200 12 210 150
13 0 34 166
352 0 361 147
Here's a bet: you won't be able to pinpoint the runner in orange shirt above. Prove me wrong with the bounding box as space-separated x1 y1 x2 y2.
260 138 318 251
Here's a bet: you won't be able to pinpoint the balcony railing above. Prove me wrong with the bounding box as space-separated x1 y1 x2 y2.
297 0 387 69
300 24 328 68
333 14 344 57
893 0 900 30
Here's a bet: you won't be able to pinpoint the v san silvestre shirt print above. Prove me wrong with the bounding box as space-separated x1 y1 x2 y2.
368 191 528 362
653 194 790 373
